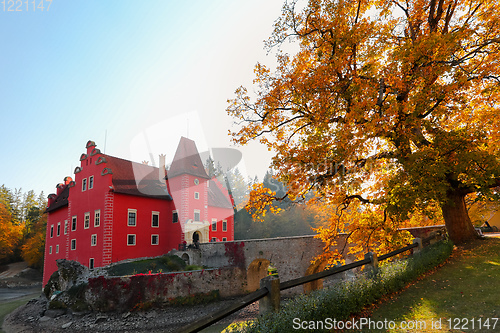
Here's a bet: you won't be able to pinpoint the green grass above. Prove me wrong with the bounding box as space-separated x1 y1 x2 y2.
105 255 187 276
362 238 500 332
0 294 39 333
228 240 454 333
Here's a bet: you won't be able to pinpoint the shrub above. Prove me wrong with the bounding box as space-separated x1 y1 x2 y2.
231 240 453 333
185 265 203 271
105 255 187 276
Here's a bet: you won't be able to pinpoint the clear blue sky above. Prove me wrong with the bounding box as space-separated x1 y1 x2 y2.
0 0 287 196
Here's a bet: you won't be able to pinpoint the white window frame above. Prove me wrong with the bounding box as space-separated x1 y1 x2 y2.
88 175 94 189
151 234 159 245
211 237 217 242
94 210 101 227
151 211 159 228
82 178 87 191
64 220 68 235
222 220 227 232
71 239 76 250
91 234 97 246
127 234 136 246
194 209 200 222
56 244 59 253
84 212 90 229
89 258 95 270
222 237 227 242
172 210 178 223
49 246 52 254
71 216 77 231
194 192 199 199
50 225 54 238
212 218 217 231
57 222 61 236
128 209 137 226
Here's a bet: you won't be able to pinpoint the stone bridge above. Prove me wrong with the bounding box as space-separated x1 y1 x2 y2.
173 225 446 295
173 234 353 294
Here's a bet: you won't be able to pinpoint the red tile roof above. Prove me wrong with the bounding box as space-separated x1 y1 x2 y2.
46 185 69 212
105 155 172 200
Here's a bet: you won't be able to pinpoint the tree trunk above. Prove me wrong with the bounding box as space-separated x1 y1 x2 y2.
441 190 479 244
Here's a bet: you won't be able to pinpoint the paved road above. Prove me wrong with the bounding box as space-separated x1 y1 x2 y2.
0 286 41 302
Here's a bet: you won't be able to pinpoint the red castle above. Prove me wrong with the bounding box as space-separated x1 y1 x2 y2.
43 137 235 286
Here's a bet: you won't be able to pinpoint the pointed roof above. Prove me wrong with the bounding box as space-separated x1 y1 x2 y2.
167 137 210 179
207 179 233 209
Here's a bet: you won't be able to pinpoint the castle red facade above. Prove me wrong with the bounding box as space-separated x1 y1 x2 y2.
43 137 235 286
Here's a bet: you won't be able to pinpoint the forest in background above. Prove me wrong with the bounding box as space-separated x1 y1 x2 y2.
211 157 329 240
0 185 46 270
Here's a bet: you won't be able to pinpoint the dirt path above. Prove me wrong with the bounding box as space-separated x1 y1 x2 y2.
0 262 29 279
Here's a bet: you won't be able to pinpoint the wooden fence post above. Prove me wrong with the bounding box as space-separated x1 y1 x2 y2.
413 237 423 254
259 276 280 315
364 251 378 275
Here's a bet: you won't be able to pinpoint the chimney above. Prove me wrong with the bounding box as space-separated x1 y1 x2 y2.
56 183 64 196
159 154 166 182
47 193 56 207
64 176 73 185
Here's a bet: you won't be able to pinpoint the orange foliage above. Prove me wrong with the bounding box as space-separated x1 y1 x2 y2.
0 203 22 262
21 213 46 269
228 0 500 254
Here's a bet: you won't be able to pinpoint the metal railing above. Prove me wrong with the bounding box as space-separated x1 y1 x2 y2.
179 234 439 333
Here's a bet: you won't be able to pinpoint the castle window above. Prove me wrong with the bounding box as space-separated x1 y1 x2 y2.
222 220 227 232
89 258 94 270
151 234 159 245
94 210 100 227
152 212 159 227
91 234 97 246
57 223 61 236
82 178 87 191
194 192 199 199
128 209 137 226
212 219 217 231
84 212 90 229
127 234 136 246
50 225 54 238
89 176 94 189
194 210 200 222
56 245 59 253
72 216 77 231
172 211 178 223
71 239 76 250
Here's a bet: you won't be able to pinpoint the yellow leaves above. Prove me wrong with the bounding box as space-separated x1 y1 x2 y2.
228 0 500 254
245 183 282 222
0 203 22 262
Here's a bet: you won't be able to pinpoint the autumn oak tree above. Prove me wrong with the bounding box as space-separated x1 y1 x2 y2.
228 0 500 249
